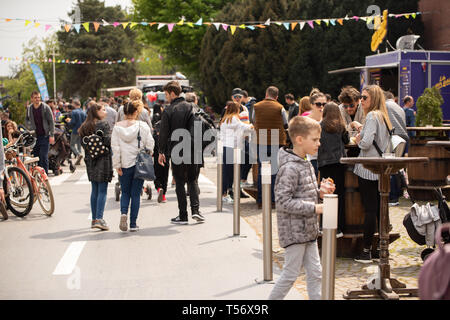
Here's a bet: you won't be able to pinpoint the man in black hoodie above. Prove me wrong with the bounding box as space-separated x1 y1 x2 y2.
159 81 204 224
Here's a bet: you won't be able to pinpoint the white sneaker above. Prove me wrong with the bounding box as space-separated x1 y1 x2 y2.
119 214 128 231
222 195 234 204
240 181 254 188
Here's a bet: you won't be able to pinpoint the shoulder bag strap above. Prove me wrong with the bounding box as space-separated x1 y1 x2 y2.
137 121 141 150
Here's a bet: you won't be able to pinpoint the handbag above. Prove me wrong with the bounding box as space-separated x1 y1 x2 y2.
373 118 406 157
133 122 156 181
82 130 109 159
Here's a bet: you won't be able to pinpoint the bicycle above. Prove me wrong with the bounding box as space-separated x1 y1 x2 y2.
4 131 55 216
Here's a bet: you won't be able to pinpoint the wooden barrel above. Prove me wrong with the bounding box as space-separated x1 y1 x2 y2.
344 166 365 234
407 138 450 201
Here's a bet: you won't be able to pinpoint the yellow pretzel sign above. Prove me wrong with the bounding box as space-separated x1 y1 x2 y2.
371 10 388 52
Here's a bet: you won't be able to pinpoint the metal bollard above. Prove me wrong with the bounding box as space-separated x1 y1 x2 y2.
233 148 241 236
217 140 223 212
261 161 273 281
321 194 338 300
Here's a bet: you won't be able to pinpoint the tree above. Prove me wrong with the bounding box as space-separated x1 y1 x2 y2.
136 45 166 75
416 86 444 127
57 0 141 99
132 0 234 81
199 0 424 112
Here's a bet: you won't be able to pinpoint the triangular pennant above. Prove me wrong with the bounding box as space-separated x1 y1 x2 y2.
412 13 417 19
141 22 149 26
45 24 52 31
74 24 81 33
5 19 11 22
337 19 344 25
291 22 298 30
283 22 290 30
230 25 237 35
239 24 246 29
113 22 120 27
366 17 373 25
360 17 367 22
93 22 100 32
395 14 402 18
82 22 90 32
64 24 71 32
256 24 266 28
122 22 129 29
195 17 203 26
187 22 194 28
344 15 350 21
130 22 138 29
213 23 221 30
405 14 410 19
275 22 282 26
34 22 40 28
299 21 306 30
222 24 228 31
330 19 336 26
246 25 255 30
353 16 359 21
307 20 314 29
315 19 321 25
177 19 184 26
167 23 175 32
157 23 165 30
25 20 31 26
323 19 329 26
265 18 271 26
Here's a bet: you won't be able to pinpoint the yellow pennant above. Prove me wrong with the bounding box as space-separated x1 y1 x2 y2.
187 22 194 28
130 22 138 29
315 19 321 25
25 20 31 26
239 24 245 29
82 22 90 32
177 19 184 25
34 22 40 28
230 25 237 35
122 22 129 29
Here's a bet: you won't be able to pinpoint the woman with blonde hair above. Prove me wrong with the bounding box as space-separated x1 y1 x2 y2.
116 88 152 130
219 101 253 203
353 84 392 263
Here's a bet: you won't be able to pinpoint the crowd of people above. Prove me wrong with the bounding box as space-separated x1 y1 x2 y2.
0 80 419 300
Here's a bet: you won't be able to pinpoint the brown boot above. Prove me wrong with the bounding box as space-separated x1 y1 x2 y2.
75 155 83 165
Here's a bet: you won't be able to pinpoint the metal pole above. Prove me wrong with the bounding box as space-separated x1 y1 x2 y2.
233 148 241 236
321 194 338 300
261 161 273 281
217 140 223 212
52 47 56 99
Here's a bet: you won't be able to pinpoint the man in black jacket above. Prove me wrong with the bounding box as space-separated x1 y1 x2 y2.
159 81 205 224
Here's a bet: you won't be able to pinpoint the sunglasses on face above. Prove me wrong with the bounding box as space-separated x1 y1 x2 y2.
233 95 243 99
314 102 326 107
343 104 356 109
361 95 369 101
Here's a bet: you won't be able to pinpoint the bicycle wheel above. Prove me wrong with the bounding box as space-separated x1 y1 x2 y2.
3 166 34 217
32 169 55 216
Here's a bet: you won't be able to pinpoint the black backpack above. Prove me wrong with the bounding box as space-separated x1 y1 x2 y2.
189 104 217 151
82 130 109 159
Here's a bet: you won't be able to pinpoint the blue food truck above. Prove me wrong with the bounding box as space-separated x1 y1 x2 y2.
330 49 450 121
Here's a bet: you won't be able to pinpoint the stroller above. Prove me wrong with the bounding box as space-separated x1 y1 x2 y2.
48 126 75 175
403 188 450 261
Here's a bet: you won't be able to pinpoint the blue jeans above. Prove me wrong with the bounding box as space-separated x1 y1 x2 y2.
90 181 108 220
240 140 253 181
119 166 144 227
257 144 280 204
32 135 49 174
222 147 234 195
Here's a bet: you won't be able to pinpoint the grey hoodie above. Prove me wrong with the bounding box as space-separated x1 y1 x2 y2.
275 147 320 248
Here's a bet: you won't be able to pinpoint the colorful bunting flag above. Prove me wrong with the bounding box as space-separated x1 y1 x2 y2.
93 22 100 32
230 25 237 35
82 22 90 32
167 23 175 32
64 24 71 32
307 20 314 29
122 22 129 29
291 22 298 30
299 21 306 30
74 24 81 33
195 17 203 26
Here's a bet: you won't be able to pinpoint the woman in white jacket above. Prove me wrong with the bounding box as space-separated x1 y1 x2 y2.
112 100 154 232
219 101 254 203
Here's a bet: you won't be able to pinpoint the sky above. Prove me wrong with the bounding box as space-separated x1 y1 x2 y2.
0 0 133 77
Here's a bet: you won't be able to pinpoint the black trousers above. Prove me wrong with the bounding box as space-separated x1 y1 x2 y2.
171 162 200 219
153 149 169 194
319 163 346 232
358 177 380 249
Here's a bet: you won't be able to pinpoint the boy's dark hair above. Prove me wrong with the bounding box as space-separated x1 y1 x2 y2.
285 93 294 101
288 116 321 142
241 90 248 98
163 81 182 96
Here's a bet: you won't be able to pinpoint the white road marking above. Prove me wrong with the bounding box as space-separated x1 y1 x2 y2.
53 241 86 275
48 172 73 186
